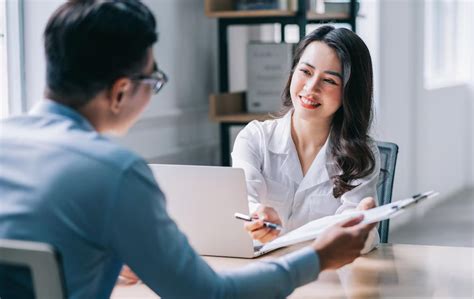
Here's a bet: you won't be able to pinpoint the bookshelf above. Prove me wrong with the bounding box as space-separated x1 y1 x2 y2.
206 10 297 18
206 0 358 165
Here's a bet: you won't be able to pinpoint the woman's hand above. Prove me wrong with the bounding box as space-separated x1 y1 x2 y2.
356 196 379 254
244 205 282 243
356 197 376 211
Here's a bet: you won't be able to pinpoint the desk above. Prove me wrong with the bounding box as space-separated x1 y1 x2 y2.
112 243 474 298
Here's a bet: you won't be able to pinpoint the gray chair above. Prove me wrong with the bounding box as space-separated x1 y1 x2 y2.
0 239 67 299
376 141 399 243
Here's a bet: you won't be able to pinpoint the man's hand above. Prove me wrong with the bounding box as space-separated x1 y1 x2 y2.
311 215 377 271
244 205 282 243
117 265 140 285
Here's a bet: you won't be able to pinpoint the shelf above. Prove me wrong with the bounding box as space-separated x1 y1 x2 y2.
206 10 351 23
206 9 296 19
205 0 297 19
205 0 351 21
213 113 272 123
306 11 350 21
209 92 274 123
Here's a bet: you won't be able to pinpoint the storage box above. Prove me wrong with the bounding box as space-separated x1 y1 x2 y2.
246 43 294 113
307 0 360 14
325 0 359 14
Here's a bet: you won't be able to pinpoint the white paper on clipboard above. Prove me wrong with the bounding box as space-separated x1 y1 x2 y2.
261 191 439 252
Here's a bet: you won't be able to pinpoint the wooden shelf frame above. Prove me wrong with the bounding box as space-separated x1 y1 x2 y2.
206 9 297 19
306 11 351 21
209 92 273 123
205 0 353 22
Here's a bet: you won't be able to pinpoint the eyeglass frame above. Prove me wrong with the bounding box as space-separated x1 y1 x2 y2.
129 67 168 94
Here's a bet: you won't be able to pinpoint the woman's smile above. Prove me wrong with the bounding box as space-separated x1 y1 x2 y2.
298 95 321 110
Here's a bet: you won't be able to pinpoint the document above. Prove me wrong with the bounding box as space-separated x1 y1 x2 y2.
260 191 439 252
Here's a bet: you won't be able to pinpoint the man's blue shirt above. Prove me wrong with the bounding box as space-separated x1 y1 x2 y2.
0 99 319 298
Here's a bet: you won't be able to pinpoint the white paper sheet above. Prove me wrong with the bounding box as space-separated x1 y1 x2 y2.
260 191 438 252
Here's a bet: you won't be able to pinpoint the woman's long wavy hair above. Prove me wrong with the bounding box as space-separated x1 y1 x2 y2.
281 25 376 198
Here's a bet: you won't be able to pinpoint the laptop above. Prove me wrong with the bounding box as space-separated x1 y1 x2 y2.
149 164 275 258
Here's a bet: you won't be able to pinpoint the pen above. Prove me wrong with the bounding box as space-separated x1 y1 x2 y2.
234 212 282 230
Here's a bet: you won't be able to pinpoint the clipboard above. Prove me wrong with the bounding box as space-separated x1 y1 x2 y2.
260 190 439 252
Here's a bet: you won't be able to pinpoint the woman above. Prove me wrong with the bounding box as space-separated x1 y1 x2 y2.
232 25 380 250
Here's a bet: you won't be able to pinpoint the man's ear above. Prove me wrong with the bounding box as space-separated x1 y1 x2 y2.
109 78 132 114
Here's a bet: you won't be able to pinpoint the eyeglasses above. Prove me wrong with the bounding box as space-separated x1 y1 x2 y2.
130 68 168 94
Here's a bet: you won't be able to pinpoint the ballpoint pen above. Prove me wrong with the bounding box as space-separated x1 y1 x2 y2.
234 212 282 230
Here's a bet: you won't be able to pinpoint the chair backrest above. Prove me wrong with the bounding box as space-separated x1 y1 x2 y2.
0 239 67 299
375 141 399 243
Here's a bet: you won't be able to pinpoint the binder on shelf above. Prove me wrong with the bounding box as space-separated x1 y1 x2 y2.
246 42 294 113
307 0 359 15
308 0 326 13
234 0 297 11
235 0 278 10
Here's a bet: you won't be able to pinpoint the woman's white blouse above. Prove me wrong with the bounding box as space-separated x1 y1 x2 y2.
232 111 381 251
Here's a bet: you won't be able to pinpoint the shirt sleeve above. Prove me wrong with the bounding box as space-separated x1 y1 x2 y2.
231 121 267 214
106 159 320 298
334 142 381 253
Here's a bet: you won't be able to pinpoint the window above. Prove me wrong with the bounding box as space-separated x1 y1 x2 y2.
424 0 473 88
1 0 25 118
0 0 8 118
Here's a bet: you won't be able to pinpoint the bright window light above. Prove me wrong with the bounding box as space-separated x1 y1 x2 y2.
0 0 8 118
424 0 473 89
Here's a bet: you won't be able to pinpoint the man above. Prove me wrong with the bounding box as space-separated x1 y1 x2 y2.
0 1 376 298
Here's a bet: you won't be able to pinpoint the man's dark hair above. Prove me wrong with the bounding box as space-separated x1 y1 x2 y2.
44 0 157 108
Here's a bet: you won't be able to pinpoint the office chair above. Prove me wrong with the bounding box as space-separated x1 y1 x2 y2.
0 239 67 299
376 141 399 243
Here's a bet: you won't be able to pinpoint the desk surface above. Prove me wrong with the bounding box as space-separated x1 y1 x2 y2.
111 243 474 298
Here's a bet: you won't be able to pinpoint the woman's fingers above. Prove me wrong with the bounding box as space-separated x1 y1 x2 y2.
244 219 265 232
244 206 282 243
357 197 376 211
259 228 280 243
251 226 272 240
340 214 364 228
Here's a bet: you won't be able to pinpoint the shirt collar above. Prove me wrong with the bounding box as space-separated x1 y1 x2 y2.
268 109 293 154
29 99 96 132
269 109 343 186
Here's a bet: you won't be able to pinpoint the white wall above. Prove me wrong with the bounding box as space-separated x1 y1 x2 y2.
377 0 473 203
357 0 379 117
122 0 219 164
470 9 474 186
471 84 474 185
373 0 416 199
413 1 473 195
23 0 57 109
22 0 219 165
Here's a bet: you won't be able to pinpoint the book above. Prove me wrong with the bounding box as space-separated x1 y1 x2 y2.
260 191 439 252
235 0 279 10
